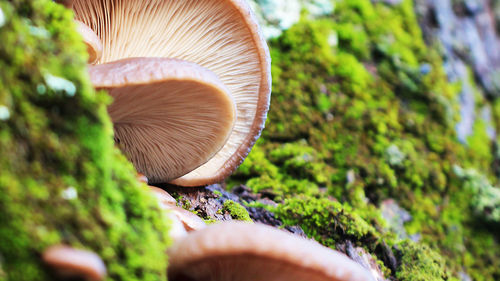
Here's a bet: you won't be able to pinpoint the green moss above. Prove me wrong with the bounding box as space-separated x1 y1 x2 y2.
272 197 381 249
222 200 252 222
0 1 170 280
396 241 451 281
229 0 499 279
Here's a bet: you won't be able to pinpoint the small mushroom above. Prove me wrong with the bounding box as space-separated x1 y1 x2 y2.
74 20 102 64
148 186 206 232
73 0 271 186
42 245 106 281
167 222 374 281
166 205 206 232
166 211 189 242
89 57 236 182
148 185 177 207
136 173 149 184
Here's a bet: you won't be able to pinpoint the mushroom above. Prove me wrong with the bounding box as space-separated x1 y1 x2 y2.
89 57 236 182
75 20 102 64
73 0 271 186
42 245 107 281
148 185 206 231
148 185 177 207
167 222 374 281
136 173 149 184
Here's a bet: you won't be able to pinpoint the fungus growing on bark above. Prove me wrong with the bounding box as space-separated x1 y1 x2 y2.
89 57 236 182
167 222 373 281
73 0 271 186
42 245 107 281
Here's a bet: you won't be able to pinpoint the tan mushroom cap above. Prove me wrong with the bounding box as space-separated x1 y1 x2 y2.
167 222 374 281
74 20 102 64
73 0 271 186
42 245 107 281
149 185 177 207
89 57 236 182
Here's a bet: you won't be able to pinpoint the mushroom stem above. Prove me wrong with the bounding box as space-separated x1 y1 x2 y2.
42 245 107 281
74 20 102 64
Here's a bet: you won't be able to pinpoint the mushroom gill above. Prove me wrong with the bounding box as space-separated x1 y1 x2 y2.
167 222 374 281
89 57 236 182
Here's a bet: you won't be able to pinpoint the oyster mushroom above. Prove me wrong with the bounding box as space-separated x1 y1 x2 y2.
89 57 236 182
73 0 271 186
75 20 102 64
42 245 106 281
167 222 374 281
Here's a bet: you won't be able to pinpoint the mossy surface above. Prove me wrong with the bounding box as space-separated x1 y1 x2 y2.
0 1 169 280
230 0 500 279
222 200 253 222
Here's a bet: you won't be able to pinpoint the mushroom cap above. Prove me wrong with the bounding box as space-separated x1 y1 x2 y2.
167 222 374 281
73 0 271 186
42 245 107 281
74 20 102 64
149 185 177 207
90 57 236 182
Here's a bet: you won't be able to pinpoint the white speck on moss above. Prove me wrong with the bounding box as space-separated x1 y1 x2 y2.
0 105 10 121
328 32 338 47
29 25 50 38
0 7 6 28
61 187 78 200
44 74 76 97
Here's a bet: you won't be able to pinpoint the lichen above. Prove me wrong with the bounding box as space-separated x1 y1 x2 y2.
0 1 170 280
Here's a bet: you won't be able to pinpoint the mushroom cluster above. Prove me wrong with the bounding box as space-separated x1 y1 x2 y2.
67 0 271 187
142 184 374 281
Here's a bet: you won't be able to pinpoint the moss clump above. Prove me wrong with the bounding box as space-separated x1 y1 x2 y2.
0 1 169 280
396 241 450 281
272 197 382 249
222 200 252 222
229 0 500 279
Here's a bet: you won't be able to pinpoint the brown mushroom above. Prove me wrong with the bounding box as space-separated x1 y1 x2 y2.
89 57 236 182
42 245 106 281
167 222 374 281
73 0 271 186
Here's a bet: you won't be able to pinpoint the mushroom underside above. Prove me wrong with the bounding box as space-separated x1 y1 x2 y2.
74 0 271 185
167 222 373 281
89 58 236 182
169 255 361 281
